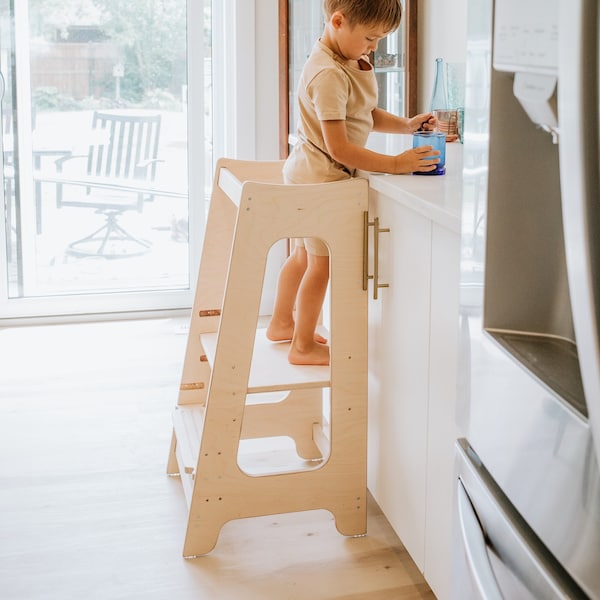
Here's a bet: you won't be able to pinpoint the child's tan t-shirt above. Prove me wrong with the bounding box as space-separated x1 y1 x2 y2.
283 40 378 184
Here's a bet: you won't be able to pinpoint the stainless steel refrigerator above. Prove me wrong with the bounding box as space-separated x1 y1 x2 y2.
454 0 600 597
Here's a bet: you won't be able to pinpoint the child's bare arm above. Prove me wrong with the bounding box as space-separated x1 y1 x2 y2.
321 119 439 174
372 108 436 134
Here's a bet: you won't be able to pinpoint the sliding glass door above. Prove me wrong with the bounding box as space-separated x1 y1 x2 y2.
0 0 211 318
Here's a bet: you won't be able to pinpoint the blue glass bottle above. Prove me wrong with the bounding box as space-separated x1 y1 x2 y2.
429 57 448 111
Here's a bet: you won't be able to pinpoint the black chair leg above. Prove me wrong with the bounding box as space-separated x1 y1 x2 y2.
67 211 151 258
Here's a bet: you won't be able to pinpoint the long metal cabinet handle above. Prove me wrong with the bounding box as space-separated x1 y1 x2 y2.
456 480 504 600
557 0 600 464
363 211 390 300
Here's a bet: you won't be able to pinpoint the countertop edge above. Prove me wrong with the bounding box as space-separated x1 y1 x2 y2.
360 139 463 235
365 173 462 234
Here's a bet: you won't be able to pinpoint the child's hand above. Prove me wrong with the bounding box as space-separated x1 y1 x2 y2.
409 112 437 132
393 146 440 174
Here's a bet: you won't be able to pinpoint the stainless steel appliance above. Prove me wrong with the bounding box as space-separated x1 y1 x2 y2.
454 0 600 597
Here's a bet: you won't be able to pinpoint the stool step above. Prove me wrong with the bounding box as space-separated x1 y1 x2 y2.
172 403 328 497
200 328 331 393
172 404 205 505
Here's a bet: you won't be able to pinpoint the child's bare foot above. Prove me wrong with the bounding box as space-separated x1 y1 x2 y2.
266 320 327 344
266 319 294 342
288 341 330 366
314 331 328 344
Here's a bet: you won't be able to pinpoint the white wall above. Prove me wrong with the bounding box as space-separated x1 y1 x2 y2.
417 0 468 112
215 0 280 161
253 0 279 160
255 0 280 159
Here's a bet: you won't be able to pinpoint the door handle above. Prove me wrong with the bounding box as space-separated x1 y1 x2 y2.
457 479 504 600
363 211 390 300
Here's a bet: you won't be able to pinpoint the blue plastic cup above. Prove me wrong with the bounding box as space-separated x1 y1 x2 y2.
412 131 446 175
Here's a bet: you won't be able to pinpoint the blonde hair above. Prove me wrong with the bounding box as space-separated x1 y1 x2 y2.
323 0 402 31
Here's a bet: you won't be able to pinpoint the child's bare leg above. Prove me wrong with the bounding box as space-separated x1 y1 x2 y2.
267 246 307 341
288 254 330 365
267 245 326 343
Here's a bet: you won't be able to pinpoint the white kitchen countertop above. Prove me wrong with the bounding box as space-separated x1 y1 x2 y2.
362 132 463 234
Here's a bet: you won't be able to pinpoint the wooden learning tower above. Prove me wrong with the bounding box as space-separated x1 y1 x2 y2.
167 158 369 557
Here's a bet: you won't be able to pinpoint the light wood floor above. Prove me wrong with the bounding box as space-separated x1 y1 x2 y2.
0 317 436 600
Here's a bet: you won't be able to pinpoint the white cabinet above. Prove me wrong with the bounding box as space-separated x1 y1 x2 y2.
366 178 460 600
367 191 431 566
425 222 461 599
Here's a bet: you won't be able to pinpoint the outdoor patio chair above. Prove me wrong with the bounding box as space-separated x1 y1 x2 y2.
55 110 162 258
